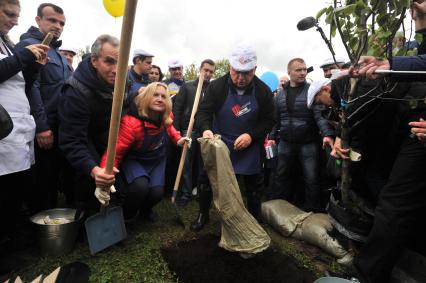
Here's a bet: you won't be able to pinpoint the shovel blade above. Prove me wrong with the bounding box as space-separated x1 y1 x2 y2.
84 206 127 255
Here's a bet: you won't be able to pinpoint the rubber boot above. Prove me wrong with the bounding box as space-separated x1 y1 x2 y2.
247 192 262 222
190 184 212 232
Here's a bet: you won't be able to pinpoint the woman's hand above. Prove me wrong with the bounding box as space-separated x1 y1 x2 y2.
177 137 192 148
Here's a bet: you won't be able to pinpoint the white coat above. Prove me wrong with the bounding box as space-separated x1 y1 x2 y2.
0 49 36 176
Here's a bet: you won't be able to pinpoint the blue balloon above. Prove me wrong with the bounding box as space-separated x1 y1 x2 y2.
260 71 279 92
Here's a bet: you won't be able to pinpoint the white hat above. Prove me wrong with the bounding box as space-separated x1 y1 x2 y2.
168 59 183 68
133 49 154 58
307 77 331 108
229 44 257 71
59 46 77 55
319 56 345 68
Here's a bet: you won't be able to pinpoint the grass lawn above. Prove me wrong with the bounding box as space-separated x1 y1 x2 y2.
13 197 346 283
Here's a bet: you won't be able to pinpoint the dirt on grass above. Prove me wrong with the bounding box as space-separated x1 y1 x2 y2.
161 234 317 283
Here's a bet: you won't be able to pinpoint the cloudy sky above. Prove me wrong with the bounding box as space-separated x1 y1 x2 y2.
8 1 385 79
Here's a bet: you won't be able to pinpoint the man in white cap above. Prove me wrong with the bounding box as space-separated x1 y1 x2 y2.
191 44 275 231
164 58 184 98
59 45 77 70
269 58 334 212
306 77 335 109
319 56 345 78
128 48 154 96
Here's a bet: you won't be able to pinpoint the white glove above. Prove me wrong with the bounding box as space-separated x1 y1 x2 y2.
94 185 116 205
177 137 192 148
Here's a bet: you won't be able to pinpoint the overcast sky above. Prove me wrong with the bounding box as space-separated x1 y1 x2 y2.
9 1 407 80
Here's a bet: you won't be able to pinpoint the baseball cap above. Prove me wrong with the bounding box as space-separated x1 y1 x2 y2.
229 44 257 72
168 59 183 68
307 77 331 108
319 56 345 68
132 49 154 59
59 46 77 55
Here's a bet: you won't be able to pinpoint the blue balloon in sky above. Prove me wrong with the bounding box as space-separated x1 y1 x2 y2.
260 71 279 91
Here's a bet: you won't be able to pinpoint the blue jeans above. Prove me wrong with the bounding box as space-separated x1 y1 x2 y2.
272 141 320 211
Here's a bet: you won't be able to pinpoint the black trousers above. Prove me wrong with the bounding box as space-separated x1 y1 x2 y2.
0 169 32 240
354 138 426 283
121 176 163 218
31 142 75 212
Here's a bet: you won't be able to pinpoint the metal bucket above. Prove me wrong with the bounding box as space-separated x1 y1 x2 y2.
30 208 84 256
314 277 354 283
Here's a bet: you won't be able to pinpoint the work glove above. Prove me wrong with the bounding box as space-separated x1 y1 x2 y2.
94 185 116 205
177 137 192 148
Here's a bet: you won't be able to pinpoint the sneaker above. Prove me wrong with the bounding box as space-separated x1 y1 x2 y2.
192 187 198 197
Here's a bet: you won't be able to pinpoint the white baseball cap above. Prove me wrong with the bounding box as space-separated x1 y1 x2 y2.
229 44 257 72
133 49 154 59
307 77 331 108
168 59 183 68
319 56 346 68
59 45 77 55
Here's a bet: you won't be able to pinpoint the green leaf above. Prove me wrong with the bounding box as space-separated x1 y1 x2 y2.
335 4 357 15
415 33 423 45
316 7 329 20
325 10 334 24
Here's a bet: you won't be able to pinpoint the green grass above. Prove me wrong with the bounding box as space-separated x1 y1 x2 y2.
15 198 346 282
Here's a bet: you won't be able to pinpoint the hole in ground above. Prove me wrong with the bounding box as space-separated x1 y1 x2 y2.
161 234 316 283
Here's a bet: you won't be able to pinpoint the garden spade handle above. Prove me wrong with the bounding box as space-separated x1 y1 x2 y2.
105 0 138 175
171 72 205 203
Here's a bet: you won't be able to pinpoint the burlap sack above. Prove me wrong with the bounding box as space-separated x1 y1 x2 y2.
262 199 352 265
199 136 270 254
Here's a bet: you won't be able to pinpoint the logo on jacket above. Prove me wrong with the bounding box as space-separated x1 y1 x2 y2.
148 138 164 151
231 102 251 117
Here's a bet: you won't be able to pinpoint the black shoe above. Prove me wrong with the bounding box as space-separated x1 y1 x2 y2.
142 210 158 223
124 210 140 224
176 196 191 207
190 213 209 232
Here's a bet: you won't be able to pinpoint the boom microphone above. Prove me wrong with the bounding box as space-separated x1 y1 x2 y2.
297 16 317 31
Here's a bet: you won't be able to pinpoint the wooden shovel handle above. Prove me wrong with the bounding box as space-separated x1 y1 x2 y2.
171 73 205 203
104 0 138 175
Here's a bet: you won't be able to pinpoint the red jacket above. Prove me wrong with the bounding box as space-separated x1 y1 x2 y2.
100 114 181 168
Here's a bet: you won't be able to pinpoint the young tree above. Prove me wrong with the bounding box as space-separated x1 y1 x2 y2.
316 0 411 209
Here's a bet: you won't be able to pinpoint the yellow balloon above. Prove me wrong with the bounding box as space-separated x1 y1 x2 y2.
103 0 125 17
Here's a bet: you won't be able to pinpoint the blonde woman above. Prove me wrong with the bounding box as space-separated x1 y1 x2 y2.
101 82 188 221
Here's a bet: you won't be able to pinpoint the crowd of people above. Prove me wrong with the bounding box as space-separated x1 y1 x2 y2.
1 0 426 282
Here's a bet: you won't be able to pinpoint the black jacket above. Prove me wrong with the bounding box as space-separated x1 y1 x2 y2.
58 57 128 176
173 78 209 132
196 73 275 142
273 81 334 143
